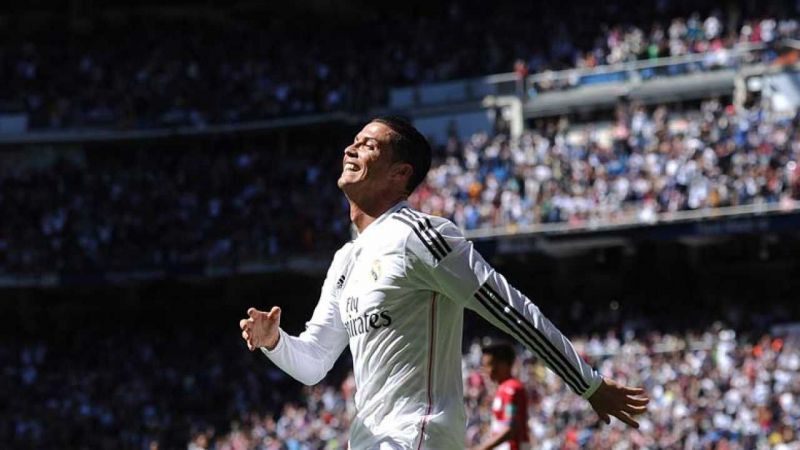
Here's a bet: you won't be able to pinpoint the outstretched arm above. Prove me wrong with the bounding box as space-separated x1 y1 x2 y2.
401 212 649 426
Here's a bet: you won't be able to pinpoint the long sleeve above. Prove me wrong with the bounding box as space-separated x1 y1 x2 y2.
261 248 350 386
404 215 602 399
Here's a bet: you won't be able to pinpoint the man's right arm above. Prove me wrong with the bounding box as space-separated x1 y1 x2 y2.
260 310 349 386
240 251 350 386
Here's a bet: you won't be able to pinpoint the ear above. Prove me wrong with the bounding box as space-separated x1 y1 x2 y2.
391 162 413 185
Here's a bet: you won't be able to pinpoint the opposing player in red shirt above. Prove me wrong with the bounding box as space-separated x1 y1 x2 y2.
473 342 530 450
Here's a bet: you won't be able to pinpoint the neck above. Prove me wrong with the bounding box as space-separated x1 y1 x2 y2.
496 372 512 384
347 193 405 233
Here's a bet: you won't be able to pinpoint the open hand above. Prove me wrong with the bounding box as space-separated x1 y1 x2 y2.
588 377 649 428
239 307 281 351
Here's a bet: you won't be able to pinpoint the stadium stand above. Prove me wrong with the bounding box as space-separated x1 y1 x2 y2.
203 330 800 449
6 298 799 449
3 1 800 449
2 100 798 277
0 136 350 276
0 5 797 130
412 100 800 230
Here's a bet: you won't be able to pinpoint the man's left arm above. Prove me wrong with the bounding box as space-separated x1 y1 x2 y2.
471 403 517 450
472 425 513 450
404 217 649 427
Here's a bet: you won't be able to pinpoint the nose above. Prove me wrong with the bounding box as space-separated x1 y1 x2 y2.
344 145 358 157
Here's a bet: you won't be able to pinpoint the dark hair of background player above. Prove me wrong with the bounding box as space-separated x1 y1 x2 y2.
482 341 516 365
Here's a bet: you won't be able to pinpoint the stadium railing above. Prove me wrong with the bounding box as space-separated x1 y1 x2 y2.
525 42 767 94
464 200 800 240
389 42 769 110
0 112 358 145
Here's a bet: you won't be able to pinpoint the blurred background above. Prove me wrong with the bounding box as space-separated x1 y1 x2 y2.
2 0 800 448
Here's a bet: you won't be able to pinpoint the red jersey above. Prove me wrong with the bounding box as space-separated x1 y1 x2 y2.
490 378 530 450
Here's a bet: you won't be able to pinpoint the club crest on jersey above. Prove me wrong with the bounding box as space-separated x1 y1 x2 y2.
370 259 381 281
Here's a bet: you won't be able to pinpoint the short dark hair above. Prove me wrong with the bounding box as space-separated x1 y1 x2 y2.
482 341 516 366
371 116 431 194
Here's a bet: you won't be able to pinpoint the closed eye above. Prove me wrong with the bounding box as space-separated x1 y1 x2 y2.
354 135 378 150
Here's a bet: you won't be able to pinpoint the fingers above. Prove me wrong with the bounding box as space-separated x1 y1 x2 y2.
622 386 645 395
627 395 650 407
268 306 281 320
247 307 278 321
240 316 254 350
592 382 649 428
239 317 255 341
241 307 279 351
612 411 640 429
623 403 649 415
241 329 254 351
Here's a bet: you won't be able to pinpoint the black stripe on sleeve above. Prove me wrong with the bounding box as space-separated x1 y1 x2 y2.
473 289 584 394
398 209 449 258
398 208 452 257
423 217 451 253
479 283 589 392
392 214 443 262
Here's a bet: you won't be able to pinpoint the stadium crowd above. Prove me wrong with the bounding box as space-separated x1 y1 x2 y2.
412 101 800 230
1 4 798 130
2 326 315 449
530 14 797 93
208 328 800 449
0 139 349 276
7 321 798 449
1 101 799 276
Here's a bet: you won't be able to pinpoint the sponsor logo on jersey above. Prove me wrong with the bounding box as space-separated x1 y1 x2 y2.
343 296 392 338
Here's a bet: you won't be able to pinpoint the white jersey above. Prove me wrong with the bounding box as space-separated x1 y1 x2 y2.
263 201 602 449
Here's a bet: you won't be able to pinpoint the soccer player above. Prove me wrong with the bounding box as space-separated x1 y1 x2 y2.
239 117 649 449
473 342 529 450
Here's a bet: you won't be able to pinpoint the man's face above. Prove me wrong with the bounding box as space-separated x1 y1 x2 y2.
337 122 406 197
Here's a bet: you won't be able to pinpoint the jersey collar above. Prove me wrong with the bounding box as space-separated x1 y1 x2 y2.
353 200 409 243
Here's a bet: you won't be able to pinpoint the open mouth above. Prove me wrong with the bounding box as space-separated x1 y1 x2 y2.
344 162 360 172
